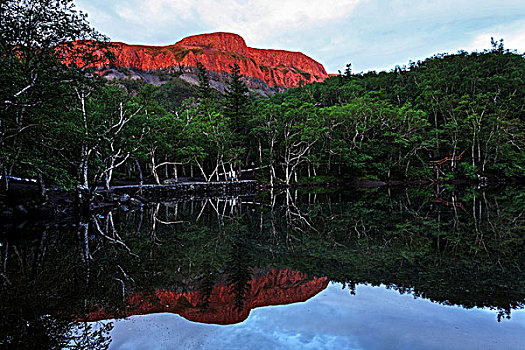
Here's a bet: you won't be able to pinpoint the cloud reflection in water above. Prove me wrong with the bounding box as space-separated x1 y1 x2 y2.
105 283 525 350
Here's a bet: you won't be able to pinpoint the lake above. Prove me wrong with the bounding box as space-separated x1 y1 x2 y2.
1 185 524 349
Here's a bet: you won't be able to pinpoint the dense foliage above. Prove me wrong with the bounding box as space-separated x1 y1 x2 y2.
1 1 524 196
281 46 525 180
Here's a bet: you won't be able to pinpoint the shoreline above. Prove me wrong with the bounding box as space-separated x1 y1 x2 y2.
1 177 522 225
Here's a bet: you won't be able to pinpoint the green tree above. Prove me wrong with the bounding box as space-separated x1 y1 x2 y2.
0 0 109 192
224 63 250 134
196 61 213 100
223 63 251 173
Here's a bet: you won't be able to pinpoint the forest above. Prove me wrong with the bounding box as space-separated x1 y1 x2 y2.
1 1 524 202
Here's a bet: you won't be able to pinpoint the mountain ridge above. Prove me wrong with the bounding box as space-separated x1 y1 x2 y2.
82 268 329 325
79 32 329 89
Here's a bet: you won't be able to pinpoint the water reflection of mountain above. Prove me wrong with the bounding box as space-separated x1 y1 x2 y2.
1 186 524 348
85 268 328 325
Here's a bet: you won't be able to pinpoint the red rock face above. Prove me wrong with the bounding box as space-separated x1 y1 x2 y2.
71 32 328 88
84 268 328 325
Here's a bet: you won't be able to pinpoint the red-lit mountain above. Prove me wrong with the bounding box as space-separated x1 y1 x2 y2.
84 268 329 325
74 32 328 89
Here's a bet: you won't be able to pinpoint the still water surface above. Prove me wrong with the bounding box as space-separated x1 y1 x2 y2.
1 185 524 349
104 283 525 350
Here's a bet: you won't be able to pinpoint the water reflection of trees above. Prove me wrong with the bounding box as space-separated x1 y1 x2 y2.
0 225 115 349
91 186 525 319
1 186 524 347
277 186 524 321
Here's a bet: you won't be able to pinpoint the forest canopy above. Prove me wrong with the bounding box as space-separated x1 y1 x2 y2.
1 0 524 197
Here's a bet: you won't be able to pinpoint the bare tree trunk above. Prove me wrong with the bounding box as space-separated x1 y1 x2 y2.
104 162 114 190
151 151 160 185
80 145 90 188
451 133 458 169
258 141 263 164
222 161 228 181
77 220 91 283
37 173 48 201
1 167 8 192
135 159 143 189
196 160 209 182
472 129 476 167
78 87 90 190
477 138 481 165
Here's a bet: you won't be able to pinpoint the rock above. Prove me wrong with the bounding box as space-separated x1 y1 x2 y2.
66 32 329 89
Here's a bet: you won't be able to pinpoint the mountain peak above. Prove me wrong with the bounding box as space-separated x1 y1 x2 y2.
83 268 328 325
176 32 248 54
72 32 328 88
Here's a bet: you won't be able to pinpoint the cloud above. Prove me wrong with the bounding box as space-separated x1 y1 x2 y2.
308 0 525 72
465 23 525 53
75 0 525 73
102 284 525 350
85 0 364 44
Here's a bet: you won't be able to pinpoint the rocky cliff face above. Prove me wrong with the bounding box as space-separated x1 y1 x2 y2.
77 32 328 88
84 268 328 325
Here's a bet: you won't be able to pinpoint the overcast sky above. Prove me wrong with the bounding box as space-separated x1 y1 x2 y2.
75 0 525 73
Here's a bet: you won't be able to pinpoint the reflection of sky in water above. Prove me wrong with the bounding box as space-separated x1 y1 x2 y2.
105 283 525 350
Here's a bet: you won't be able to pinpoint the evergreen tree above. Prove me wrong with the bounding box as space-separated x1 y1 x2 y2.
196 61 213 100
224 63 250 134
344 63 352 78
